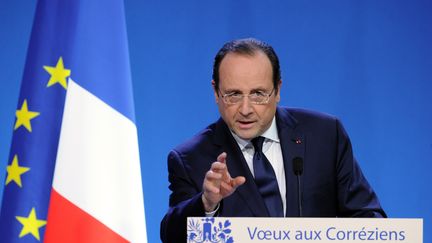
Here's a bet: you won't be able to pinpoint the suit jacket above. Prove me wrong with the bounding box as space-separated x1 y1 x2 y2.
160 107 386 242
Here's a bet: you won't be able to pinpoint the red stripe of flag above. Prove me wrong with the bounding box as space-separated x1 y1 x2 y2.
44 189 129 243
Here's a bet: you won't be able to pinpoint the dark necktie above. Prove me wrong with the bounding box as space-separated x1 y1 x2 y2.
252 136 284 217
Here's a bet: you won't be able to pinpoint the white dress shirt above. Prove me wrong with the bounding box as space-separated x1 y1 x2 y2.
231 117 287 215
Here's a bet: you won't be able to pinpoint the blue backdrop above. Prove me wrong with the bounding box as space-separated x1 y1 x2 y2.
1 1 431 242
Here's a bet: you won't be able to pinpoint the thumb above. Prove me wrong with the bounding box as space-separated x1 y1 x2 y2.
231 176 246 189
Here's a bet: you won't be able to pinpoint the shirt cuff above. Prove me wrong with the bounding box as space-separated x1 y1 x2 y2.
204 203 220 217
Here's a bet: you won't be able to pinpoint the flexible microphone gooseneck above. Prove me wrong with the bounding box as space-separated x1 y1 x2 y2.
292 157 304 217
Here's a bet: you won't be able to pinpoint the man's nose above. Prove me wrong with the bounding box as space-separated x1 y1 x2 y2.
239 96 253 116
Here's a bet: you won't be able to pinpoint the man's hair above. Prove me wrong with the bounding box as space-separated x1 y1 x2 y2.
212 38 281 92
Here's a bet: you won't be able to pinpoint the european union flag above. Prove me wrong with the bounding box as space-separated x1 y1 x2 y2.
0 0 147 242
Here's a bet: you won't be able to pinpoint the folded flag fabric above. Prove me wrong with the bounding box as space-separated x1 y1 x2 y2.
0 0 147 242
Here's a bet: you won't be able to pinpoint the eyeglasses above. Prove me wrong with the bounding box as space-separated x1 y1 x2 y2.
219 88 275 105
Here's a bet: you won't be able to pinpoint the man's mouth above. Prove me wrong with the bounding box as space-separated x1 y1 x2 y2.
237 120 255 129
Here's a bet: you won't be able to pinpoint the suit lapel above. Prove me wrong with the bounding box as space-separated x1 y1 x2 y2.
213 119 269 216
276 108 305 217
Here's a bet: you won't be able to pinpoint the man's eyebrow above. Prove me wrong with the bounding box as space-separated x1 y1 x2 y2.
223 88 268 94
223 88 242 94
250 88 267 92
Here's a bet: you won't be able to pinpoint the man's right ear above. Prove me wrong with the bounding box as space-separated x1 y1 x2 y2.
211 80 219 103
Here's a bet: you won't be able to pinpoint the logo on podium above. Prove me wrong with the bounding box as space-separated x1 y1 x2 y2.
187 218 234 243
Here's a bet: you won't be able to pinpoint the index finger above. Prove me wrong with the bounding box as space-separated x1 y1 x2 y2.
217 152 227 164
216 152 231 182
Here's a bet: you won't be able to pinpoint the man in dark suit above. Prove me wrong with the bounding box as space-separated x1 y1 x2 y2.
160 38 386 242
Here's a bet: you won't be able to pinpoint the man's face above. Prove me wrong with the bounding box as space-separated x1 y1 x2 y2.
213 51 281 140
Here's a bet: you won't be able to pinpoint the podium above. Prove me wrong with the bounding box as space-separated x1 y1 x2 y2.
187 217 422 242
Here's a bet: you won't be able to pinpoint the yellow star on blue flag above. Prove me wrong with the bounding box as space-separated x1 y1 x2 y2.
43 56 71 89
5 155 30 188
15 208 47 241
14 99 40 132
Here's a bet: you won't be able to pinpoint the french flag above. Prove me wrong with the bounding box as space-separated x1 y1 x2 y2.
0 0 147 242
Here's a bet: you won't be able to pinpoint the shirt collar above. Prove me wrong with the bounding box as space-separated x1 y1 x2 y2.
231 116 280 150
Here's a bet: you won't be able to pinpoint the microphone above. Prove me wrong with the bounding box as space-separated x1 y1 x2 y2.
292 157 303 217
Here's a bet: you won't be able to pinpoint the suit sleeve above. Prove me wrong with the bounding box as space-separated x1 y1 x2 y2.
160 150 206 243
335 119 387 217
